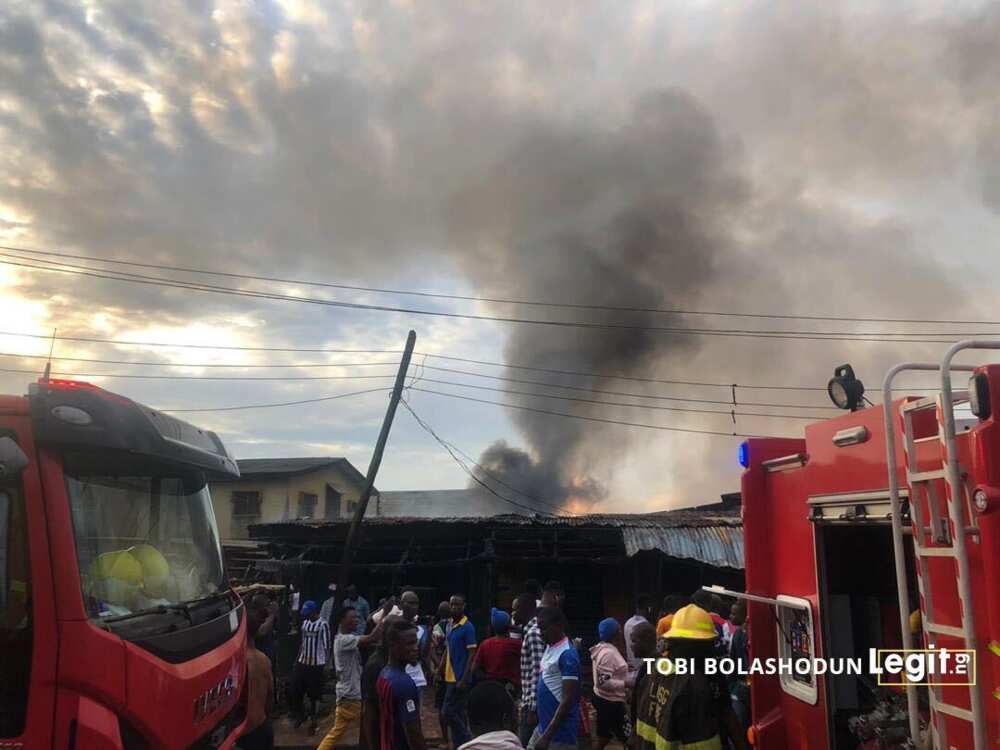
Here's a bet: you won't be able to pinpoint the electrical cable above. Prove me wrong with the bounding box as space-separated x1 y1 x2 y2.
6 243 1000 326
0 329 955 392
0 350 398 369
400 398 569 516
0 351 838 410
1 253 996 342
407 387 782 438
161 387 391 413
410 378 830 420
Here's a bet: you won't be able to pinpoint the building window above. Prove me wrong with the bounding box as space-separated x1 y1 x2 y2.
776 594 817 704
298 492 318 519
231 491 261 539
346 500 359 514
325 485 342 519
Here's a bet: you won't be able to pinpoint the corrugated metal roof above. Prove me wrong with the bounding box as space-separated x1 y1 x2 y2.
251 508 744 568
260 509 740 530
622 525 744 569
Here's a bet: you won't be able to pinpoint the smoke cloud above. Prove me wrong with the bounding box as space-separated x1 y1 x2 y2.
2 2 1000 511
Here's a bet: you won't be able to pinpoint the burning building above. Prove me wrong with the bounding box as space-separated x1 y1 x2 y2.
238 493 745 638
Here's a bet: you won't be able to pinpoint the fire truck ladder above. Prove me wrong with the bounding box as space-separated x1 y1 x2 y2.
883 351 986 750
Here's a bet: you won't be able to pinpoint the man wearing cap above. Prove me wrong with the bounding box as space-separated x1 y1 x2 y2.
290 600 330 734
471 608 521 690
590 618 628 750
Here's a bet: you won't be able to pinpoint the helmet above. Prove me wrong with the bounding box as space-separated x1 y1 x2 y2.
91 550 143 586
664 604 717 641
129 544 171 597
129 544 170 579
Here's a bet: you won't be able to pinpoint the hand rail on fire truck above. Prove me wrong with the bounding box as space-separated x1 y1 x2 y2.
881 360 976 748
939 340 999 750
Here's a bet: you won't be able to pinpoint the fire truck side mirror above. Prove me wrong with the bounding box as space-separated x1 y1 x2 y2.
0 437 29 478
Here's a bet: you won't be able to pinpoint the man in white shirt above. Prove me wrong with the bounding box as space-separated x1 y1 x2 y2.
623 596 652 675
317 606 384 749
400 590 430 694
291 600 330 734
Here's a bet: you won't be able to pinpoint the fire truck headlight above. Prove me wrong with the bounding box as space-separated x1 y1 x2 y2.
968 373 991 420
828 364 865 411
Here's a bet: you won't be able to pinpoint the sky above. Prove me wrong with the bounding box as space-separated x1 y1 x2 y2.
2 0 1000 513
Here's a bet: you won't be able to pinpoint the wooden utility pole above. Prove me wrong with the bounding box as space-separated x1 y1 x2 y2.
336 329 416 604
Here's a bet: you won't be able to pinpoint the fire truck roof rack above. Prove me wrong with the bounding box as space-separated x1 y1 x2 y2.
883 347 989 750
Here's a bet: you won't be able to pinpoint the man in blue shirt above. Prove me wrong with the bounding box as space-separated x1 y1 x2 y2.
377 619 426 750
439 594 477 748
529 607 580 750
344 584 370 635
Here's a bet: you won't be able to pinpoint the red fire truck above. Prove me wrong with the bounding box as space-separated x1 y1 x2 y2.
0 378 247 748
728 341 999 749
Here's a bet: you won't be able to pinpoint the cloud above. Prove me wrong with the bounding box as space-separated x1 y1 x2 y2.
1 1 999 507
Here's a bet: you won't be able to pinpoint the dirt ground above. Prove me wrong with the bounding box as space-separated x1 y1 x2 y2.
273 691 627 750
273 688 447 749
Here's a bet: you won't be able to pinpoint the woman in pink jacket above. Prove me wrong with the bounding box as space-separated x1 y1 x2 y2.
589 618 629 749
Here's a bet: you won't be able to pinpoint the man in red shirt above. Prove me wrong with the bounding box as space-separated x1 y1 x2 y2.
471 608 521 691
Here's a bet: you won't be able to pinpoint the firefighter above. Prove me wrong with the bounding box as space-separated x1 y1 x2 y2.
635 604 729 750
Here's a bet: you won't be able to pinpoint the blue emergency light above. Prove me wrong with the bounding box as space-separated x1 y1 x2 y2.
738 441 750 469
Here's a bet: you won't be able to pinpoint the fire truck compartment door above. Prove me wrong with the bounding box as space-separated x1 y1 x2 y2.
701 585 810 611
806 489 908 523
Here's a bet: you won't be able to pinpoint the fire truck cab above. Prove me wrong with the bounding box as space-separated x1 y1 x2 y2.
0 379 247 748
734 342 1000 749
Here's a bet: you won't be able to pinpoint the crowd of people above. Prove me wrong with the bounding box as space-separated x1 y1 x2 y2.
235 579 752 750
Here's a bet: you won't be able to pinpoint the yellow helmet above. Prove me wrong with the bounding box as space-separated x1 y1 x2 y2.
91 550 143 586
129 544 170 580
664 604 717 641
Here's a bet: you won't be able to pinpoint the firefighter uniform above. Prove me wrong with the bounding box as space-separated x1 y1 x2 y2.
633 606 725 750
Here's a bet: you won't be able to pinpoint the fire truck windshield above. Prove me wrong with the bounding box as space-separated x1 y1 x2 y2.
64 452 227 622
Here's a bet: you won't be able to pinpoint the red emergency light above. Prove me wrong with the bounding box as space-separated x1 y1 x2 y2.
40 378 104 391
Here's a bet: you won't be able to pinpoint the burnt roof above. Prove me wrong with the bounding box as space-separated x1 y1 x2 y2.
235 457 368 486
254 508 739 531
250 507 744 569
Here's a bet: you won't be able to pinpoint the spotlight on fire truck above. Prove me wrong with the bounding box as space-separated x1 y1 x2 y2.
968 373 991 420
828 364 865 411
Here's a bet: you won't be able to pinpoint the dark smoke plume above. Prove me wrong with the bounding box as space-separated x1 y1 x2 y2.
451 91 746 511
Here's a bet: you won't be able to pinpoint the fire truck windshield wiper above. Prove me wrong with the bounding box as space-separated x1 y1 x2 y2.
101 602 195 624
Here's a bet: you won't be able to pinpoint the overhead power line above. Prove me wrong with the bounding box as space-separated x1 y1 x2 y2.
418 367 841 409
400 399 568 516
407 387 780 438
0 350 836 409
414 378 831 418
6 243 1000 326
0 329 402 355
0 367 397 382
2 252 997 343
161 387 391 413
0 329 952 393
0 350 398 369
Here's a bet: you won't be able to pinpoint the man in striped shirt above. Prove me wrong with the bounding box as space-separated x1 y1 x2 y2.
515 592 546 746
291 600 330 734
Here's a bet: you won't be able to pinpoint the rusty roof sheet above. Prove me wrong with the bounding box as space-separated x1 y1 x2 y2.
622 525 744 569
251 508 744 568
255 509 740 531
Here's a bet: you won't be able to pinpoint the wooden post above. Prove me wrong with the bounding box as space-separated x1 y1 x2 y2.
336 330 416 605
